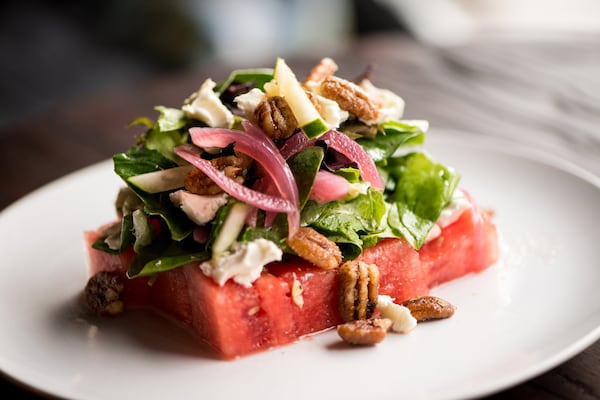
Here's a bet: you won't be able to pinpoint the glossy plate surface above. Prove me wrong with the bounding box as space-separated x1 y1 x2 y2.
1 130 599 400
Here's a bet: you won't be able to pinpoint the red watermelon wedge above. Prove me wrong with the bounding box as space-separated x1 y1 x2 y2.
84 192 498 359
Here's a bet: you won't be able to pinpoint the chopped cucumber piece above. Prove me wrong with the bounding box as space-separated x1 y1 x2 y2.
301 118 329 139
211 202 250 257
127 166 193 194
274 58 328 138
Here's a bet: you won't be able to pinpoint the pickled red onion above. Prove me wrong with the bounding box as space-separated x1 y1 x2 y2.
174 144 298 236
319 130 384 190
188 123 299 207
309 170 349 203
180 123 300 236
278 131 312 160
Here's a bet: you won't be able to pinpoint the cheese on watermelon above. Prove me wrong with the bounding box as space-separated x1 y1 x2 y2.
84 192 497 359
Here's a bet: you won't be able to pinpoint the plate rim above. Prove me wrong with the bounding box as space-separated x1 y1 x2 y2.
0 130 599 400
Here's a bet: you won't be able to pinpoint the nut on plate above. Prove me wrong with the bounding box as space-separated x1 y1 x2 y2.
338 260 380 322
84 271 126 316
337 318 392 345
402 296 456 321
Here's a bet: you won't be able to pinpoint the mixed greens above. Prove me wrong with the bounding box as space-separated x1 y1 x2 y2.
93 58 459 281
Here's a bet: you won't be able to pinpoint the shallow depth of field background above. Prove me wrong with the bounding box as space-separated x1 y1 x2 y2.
1 0 598 132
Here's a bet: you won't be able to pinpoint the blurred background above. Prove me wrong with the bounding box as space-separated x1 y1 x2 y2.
1 3 599 397
1 0 599 133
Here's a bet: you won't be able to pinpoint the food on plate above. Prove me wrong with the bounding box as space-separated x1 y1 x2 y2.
84 57 499 358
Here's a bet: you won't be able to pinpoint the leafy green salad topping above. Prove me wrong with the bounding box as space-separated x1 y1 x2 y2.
92 58 460 281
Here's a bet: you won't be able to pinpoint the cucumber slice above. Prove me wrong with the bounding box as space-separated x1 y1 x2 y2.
274 58 328 138
127 166 193 194
211 202 250 257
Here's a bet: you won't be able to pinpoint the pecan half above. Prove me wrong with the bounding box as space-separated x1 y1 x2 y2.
84 271 125 316
337 318 392 345
287 227 342 270
185 153 252 195
303 57 338 85
320 76 380 122
401 296 456 321
254 96 298 140
338 261 380 322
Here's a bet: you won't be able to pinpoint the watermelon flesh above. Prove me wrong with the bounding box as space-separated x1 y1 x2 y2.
84 194 498 359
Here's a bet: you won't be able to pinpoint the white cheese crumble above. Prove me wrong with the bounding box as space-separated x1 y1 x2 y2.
437 189 471 228
376 295 417 333
291 272 304 308
200 239 282 287
182 78 234 128
169 191 228 225
233 88 266 119
313 94 349 129
425 189 473 243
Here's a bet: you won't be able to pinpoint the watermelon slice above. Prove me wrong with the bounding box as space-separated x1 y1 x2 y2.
84 192 498 359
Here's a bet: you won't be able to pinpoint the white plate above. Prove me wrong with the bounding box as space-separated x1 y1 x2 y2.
0 130 599 400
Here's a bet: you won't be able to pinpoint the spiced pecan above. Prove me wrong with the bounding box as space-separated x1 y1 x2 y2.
320 76 380 122
84 271 125 316
254 96 298 140
337 318 392 345
338 261 379 322
303 57 338 85
185 153 253 195
287 227 342 270
401 296 456 321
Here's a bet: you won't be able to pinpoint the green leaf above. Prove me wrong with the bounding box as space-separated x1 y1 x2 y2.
240 225 286 248
287 146 324 209
154 106 187 132
384 152 460 249
214 68 274 94
128 116 154 129
301 188 387 259
113 146 177 179
145 129 189 163
334 167 361 183
113 147 194 241
131 106 190 162
128 252 209 278
357 120 426 163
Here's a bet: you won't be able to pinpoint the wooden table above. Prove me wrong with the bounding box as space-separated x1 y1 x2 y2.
1 33 599 399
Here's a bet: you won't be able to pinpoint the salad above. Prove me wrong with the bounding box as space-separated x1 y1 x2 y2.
91 57 460 288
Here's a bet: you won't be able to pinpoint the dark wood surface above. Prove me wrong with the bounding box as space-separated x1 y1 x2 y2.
1 34 599 399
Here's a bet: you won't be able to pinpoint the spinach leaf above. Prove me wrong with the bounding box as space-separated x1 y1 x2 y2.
113 146 177 179
287 146 324 209
357 120 426 163
128 251 209 278
384 152 460 249
301 188 386 259
113 147 194 241
214 68 274 94
154 106 187 132
138 106 189 162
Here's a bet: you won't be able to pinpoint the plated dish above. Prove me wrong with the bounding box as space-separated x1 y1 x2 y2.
0 130 598 400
